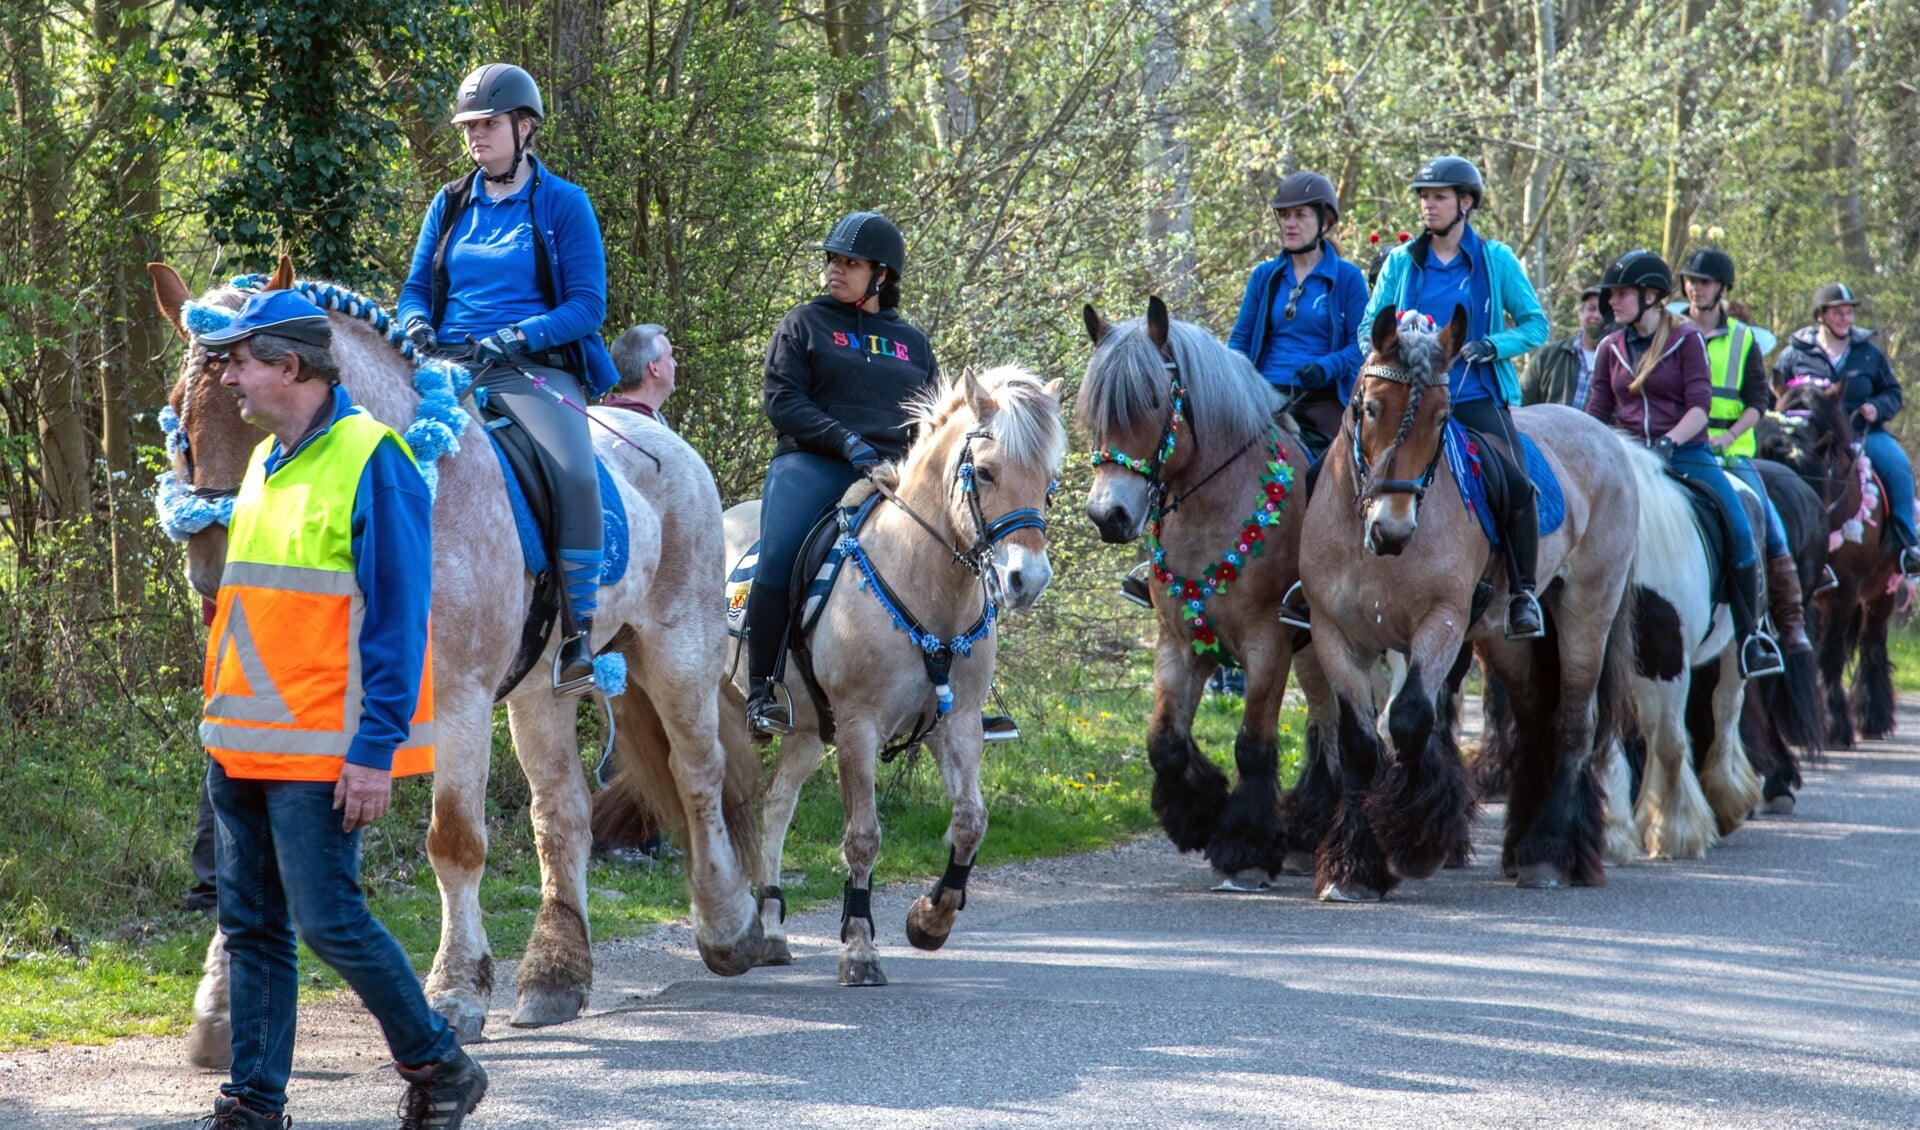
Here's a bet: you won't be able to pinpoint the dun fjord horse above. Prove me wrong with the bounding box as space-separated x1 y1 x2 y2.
1762 381 1901 747
1078 297 1332 891
726 367 1065 986
1301 307 1638 895
152 260 760 1063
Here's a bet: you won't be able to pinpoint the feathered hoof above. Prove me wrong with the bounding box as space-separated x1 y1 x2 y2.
186 1016 231 1071
1443 839 1472 869
1516 862 1570 889
1280 850 1315 876
1209 868 1272 893
509 985 587 1029
755 936 795 967
431 994 490 1045
837 953 888 987
1763 794 1797 816
1385 845 1450 882
904 896 953 951
1317 882 1385 903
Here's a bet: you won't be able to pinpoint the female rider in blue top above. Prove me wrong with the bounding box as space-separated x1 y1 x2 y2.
1358 156 1552 640
398 64 619 696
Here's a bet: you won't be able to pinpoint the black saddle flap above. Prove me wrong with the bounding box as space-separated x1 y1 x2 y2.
478 398 562 557
1666 469 1732 599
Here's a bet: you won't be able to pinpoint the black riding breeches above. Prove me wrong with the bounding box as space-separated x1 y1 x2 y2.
473 361 604 615
744 451 863 682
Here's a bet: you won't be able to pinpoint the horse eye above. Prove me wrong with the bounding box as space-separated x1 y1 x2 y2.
974 465 996 486
1364 400 1381 420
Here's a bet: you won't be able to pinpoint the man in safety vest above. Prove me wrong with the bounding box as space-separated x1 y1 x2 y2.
1679 247 1810 652
195 289 487 1130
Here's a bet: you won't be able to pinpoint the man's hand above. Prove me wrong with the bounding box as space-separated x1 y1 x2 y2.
334 762 393 832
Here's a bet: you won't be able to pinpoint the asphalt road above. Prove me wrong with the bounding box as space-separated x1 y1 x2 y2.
10 698 1920 1129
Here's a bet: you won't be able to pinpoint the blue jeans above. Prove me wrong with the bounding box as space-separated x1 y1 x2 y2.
210 761 457 1116
1863 430 1917 549
1725 457 1789 558
1668 442 1757 572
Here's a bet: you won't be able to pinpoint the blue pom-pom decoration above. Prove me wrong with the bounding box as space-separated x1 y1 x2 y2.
592 652 627 697
182 301 236 337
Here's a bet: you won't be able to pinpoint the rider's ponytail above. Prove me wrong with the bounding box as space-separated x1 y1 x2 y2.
1626 307 1676 396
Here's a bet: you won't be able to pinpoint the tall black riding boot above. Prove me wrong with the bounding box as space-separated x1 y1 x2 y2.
553 614 596 697
1730 561 1785 678
1275 459 1325 632
743 583 794 738
1503 493 1545 640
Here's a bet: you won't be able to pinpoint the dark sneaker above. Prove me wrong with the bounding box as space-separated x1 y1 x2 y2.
198 1096 289 1130
1120 562 1154 609
397 1050 488 1130
1277 581 1311 631
982 713 1020 742
1740 633 1786 679
1505 590 1546 640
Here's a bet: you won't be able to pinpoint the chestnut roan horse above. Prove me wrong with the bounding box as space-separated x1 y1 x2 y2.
151 260 761 1060
1079 297 1328 889
1299 307 1639 895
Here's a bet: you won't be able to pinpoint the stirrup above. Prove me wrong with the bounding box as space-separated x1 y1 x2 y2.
552 631 596 698
982 713 1020 743
1120 561 1154 609
747 682 796 738
1277 580 1312 630
1505 590 1545 640
1740 633 1786 679
1810 564 1839 597
1902 547 1920 580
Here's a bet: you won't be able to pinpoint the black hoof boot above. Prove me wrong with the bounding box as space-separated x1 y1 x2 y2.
1505 590 1545 640
553 615 596 697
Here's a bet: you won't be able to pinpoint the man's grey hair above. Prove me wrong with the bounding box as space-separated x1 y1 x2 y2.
611 323 669 391
246 332 340 385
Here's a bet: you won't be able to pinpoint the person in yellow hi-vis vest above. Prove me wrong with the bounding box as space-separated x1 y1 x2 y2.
193 289 487 1130
1678 247 1810 653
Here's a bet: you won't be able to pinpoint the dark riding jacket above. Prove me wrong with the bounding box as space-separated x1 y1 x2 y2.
763 296 940 463
1587 320 1712 444
1772 326 1900 433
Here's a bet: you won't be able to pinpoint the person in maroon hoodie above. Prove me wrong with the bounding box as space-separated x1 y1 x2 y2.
1585 249 1784 679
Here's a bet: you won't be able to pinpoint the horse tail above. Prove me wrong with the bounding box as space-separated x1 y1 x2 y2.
1771 648 1825 760
604 674 761 874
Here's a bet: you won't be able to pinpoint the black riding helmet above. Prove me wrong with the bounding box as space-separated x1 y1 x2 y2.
451 64 545 124
818 211 907 282
1601 249 1672 330
1271 171 1340 223
1677 246 1736 290
1411 155 1484 209
1812 281 1858 313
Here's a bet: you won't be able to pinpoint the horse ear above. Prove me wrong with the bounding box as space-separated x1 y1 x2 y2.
1043 377 1064 402
1370 304 1400 355
1440 304 1470 361
963 368 996 418
1146 295 1170 349
148 262 191 342
1082 304 1110 346
264 254 294 291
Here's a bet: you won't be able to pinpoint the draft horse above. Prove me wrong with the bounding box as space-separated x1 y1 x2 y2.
151 259 761 1062
1300 307 1638 895
1761 382 1901 747
1077 297 1330 890
725 367 1066 986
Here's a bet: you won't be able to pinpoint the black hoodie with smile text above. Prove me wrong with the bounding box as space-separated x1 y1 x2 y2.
762 295 941 463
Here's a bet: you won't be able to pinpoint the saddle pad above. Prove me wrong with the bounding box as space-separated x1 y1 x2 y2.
1444 420 1566 547
724 493 882 642
486 431 630 586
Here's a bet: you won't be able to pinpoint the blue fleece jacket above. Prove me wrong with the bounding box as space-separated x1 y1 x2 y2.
261 386 433 772
1361 223 1549 405
398 156 619 397
1228 242 1370 401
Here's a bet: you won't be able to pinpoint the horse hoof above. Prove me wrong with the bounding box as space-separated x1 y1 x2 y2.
186 1017 231 1070
1386 851 1446 882
904 918 951 952
1280 850 1315 876
432 996 490 1045
905 897 954 951
1209 869 1271 893
697 925 762 978
509 986 587 1029
1516 862 1570 889
837 955 888 987
1318 882 1384 903
1443 841 1472 869
1764 794 1796 816
755 937 795 967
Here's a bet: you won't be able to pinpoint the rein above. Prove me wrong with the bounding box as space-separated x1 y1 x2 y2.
1347 360 1444 510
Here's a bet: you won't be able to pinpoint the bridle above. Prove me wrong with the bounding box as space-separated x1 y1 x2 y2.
1348 359 1445 511
1088 355 1185 516
172 348 242 505
868 426 1055 581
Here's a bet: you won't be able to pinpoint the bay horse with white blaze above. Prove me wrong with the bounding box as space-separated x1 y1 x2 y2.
1078 297 1331 890
726 366 1065 986
151 260 760 1061
1300 307 1638 895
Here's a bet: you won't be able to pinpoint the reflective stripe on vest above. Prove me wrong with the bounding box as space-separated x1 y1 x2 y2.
1705 319 1755 458
202 411 435 781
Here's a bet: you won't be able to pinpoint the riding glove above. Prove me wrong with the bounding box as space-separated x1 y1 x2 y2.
1651 436 1676 464
1293 362 1328 390
404 317 437 355
1458 340 1498 365
841 434 882 471
471 326 527 367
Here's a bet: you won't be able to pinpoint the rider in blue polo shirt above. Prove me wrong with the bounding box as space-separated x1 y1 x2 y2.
1361 156 1551 639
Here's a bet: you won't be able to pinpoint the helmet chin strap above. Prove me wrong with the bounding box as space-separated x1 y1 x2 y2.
1424 198 1469 239
479 126 526 186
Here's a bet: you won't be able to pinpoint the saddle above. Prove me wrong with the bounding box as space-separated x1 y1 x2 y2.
475 396 630 700
1444 420 1566 546
1666 470 1734 606
725 489 945 753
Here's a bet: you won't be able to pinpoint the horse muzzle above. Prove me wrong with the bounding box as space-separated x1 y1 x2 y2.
995 544 1054 611
1363 498 1418 556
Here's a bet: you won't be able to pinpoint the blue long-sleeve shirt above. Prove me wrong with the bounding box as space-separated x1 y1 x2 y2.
1228 243 1370 401
397 156 620 396
262 386 433 771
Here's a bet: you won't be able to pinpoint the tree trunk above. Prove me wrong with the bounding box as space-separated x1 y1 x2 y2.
1659 0 1710 259
1142 0 1194 311
919 0 975 150
824 0 892 200
1821 0 1877 274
